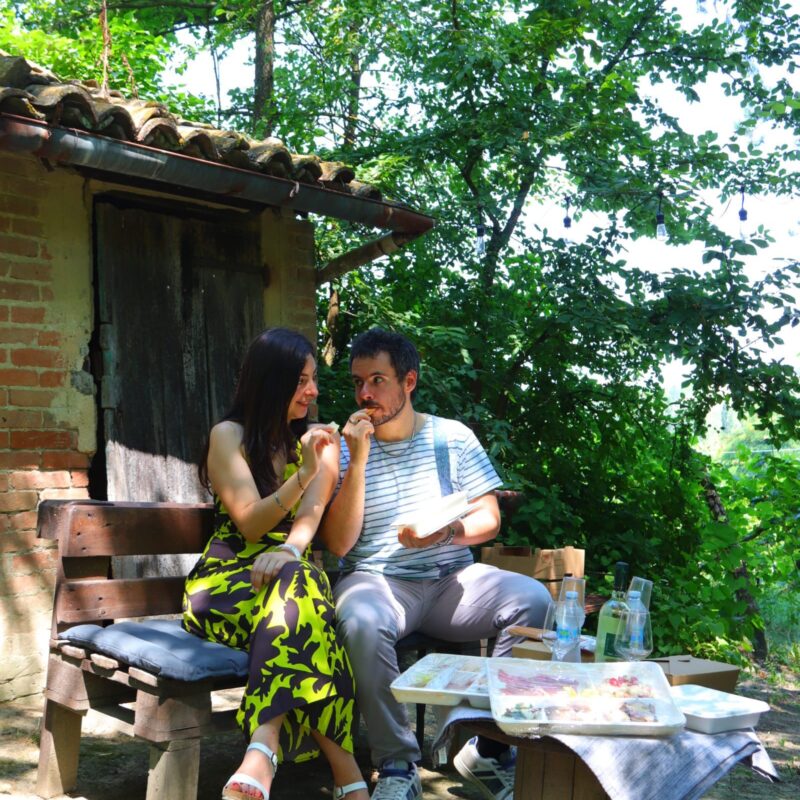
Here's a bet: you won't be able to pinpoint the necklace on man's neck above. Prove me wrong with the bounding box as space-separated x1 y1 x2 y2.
373 412 419 457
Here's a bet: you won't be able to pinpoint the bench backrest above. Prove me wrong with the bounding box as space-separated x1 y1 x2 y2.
39 500 214 635
40 491 522 635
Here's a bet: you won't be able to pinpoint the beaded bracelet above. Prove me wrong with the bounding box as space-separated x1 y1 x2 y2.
438 523 457 547
276 542 302 560
296 470 307 491
273 492 290 514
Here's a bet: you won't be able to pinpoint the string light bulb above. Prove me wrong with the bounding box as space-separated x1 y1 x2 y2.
656 193 668 241
563 196 572 229
738 185 748 241
475 204 486 255
475 221 486 256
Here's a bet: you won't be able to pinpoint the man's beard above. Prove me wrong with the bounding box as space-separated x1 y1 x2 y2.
362 392 406 427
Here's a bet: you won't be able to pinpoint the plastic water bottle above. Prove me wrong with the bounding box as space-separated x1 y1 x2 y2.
624 590 649 655
554 590 584 662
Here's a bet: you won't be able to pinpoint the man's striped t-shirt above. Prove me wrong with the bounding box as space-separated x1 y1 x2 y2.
337 414 502 579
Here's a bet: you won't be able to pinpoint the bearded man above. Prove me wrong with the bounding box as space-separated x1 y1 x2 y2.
320 328 551 800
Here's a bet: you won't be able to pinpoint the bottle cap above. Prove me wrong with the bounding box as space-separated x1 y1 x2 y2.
628 590 641 600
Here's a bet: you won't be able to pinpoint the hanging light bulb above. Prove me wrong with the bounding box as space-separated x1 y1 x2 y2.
656 193 668 241
475 221 486 256
738 185 749 241
563 195 572 230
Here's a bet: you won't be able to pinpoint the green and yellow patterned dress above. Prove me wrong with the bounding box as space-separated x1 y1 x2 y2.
182 458 355 761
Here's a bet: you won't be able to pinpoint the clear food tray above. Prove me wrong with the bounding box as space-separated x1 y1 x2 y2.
391 653 490 709
487 658 686 737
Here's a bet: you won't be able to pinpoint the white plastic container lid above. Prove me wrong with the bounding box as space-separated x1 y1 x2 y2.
669 684 770 734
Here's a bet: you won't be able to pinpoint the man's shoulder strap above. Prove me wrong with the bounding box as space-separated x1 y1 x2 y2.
431 415 453 496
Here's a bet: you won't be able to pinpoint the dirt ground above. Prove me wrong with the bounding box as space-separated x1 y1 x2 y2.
0 666 797 800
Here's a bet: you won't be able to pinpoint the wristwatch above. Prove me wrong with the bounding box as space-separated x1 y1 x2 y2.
438 523 457 547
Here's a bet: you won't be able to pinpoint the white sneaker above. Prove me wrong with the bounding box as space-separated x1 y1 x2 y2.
453 737 515 800
371 760 422 800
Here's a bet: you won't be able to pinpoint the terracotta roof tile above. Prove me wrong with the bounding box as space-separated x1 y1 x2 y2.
0 51 382 197
0 86 43 120
320 161 356 185
349 180 383 200
291 154 323 183
247 137 294 177
24 82 97 128
92 98 137 140
176 125 220 161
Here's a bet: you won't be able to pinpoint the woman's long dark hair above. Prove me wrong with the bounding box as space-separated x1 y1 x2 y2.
199 328 314 498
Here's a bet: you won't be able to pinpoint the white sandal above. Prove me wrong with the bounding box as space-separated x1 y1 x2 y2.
333 780 368 799
222 742 278 800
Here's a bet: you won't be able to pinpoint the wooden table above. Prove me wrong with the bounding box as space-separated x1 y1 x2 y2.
466 720 610 800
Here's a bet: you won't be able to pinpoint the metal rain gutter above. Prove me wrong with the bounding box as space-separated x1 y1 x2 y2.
0 114 435 279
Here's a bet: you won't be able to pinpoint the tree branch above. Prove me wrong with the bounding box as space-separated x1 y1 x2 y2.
599 0 665 78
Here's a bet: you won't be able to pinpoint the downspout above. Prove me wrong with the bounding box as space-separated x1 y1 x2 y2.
315 231 421 287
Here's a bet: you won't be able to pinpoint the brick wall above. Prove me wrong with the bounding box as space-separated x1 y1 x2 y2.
0 156 320 704
263 210 318 342
0 152 91 703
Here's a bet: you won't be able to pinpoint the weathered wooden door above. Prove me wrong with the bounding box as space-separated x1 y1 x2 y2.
95 195 264 507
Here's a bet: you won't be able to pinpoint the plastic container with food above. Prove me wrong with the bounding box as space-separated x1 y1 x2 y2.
390 652 490 709
487 658 685 737
669 684 770 733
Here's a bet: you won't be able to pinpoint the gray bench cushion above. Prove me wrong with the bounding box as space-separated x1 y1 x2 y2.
60 619 249 682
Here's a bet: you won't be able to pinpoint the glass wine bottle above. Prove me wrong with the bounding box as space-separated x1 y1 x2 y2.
594 561 629 663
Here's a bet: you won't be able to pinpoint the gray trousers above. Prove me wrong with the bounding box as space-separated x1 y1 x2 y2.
333 562 552 766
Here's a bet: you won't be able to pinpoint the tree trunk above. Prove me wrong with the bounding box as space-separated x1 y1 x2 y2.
343 20 362 149
254 0 276 134
733 560 769 662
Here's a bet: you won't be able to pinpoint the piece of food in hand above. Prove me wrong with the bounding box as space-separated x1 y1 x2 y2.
327 421 340 433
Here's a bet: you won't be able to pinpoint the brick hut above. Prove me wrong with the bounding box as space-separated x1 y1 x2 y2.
0 53 433 702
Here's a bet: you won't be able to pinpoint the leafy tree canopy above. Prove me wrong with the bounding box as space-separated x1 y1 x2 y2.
4 0 800 661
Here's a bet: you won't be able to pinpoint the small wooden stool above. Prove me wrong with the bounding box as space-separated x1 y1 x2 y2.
467 720 610 800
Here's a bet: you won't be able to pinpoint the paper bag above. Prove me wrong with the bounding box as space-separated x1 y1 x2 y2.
480 544 585 600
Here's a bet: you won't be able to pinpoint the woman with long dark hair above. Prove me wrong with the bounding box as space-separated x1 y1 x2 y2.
183 328 367 800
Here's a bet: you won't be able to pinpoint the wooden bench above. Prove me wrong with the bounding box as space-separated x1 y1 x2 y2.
34 492 551 798
33 498 492 798
35 500 238 800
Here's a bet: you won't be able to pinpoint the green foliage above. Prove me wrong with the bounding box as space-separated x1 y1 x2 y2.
649 448 800 663
309 0 800 663
0 1 216 120
6 0 800 663
760 584 800 671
